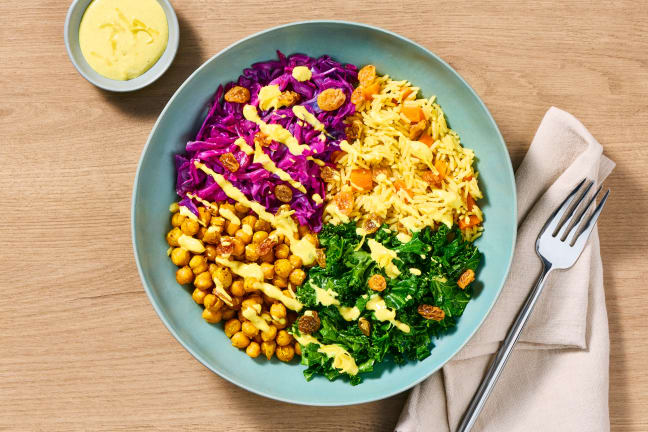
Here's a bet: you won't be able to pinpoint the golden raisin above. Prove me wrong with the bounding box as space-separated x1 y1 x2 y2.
362 214 383 234
315 248 326 268
351 86 364 106
274 184 293 203
358 65 376 86
368 274 386 292
298 311 320 334
334 191 354 215
457 269 476 289
358 317 371 337
320 165 338 182
257 237 277 257
317 88 346 111
254 132 273 147
409 120 428 140
279 90 301 107
224 86 250 103
219 153 239 173
418 304 445 321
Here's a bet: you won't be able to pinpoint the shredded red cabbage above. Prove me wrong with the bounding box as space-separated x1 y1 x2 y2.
175 51 358 232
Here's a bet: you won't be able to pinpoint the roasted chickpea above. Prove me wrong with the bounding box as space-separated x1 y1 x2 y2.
192 288 207 304
230 279 245 297
261 324 278 342
235 228 252 245
244 277 260 293
210 216 226 231
237 309 247 322
198 207 212 226
224 318 241 337
203 294 220 310
261 341 276 360
246 341 261 358
273 319 288 330
231 331 250 349
202 308 223 324
294 343 302 356
260 262 275 280
170 247 190 266
274 243 290 259
171 212 186 227
274 259 293 279
276 345 295 362
297 224 310 238
245 243 260 262
189 255 208 274
222 308 236 320
204 244 218 262
208 263 218 274
276 330 292 346
241 215 257 228
273 276 289 289
207 202 219 216
252 231 269 244
242 321 259 338
302 233 319 247
253 219 272 232
203 227 221 245
270 302 287 320
166 227 183 247
259 250 274 263
225 221 240 236
288 269 306 286
269 230 285 244
234 203 249 217
175 266 194 284
288 255 303 269
196 226 207 240
181 219 200 236
230 238 245 257
229 296 242 310
213 266 233 289
194 271 213 291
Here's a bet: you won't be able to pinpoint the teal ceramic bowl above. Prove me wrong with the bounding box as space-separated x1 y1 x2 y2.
132 21 516 406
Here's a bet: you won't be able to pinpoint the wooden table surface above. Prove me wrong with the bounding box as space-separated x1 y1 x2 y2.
2 1 647 430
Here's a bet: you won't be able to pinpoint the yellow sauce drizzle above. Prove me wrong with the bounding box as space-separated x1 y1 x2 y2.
215 258 303 311
312 193 323 205
212 276 233 307
219 207 240 226
257 85 283 111
312 284 360 321
234 137 254 155
242 303 270 333
195 162 316 265
292 334 359 376
292 106 326 133
291 66 312 81
366 295 410 333
252 144 307 193
367 239 401 278
242 105 311 156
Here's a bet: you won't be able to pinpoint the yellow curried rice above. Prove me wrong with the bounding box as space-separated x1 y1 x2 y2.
323 73 484 240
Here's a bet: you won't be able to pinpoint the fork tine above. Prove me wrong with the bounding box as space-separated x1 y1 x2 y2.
560 184 602 241
570 189 610 248
542 179 587 236
553 180 594 237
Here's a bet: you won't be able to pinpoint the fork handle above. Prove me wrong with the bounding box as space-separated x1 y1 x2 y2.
456 260 553 432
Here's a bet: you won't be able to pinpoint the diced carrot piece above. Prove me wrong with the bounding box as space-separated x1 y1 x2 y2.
418 132 434 147
421 170 440 187
458 215 480 229
334 191 354 215
351 87 364 105
466 194 476 210
394 180 414 199
350 169 373 191
434 159 448 180
363 82 381 99
401 103 425 123
401 88 414 101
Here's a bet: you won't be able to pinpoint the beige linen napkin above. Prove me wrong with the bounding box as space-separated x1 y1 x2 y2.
396 107 615 432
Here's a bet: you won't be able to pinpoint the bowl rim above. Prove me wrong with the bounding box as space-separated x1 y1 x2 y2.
131 20 517 406
63 0 180 92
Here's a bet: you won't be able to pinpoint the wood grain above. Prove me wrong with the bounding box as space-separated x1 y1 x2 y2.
1 0 647 430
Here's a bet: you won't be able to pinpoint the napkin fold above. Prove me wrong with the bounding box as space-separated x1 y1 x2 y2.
396 107 615 432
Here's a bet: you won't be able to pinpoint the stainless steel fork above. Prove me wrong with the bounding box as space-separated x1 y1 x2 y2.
457 179 610 432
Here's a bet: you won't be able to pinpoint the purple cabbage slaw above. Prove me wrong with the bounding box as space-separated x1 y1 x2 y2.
175 51 358 232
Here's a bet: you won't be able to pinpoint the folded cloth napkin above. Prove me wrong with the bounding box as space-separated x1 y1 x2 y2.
396 107 615 432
